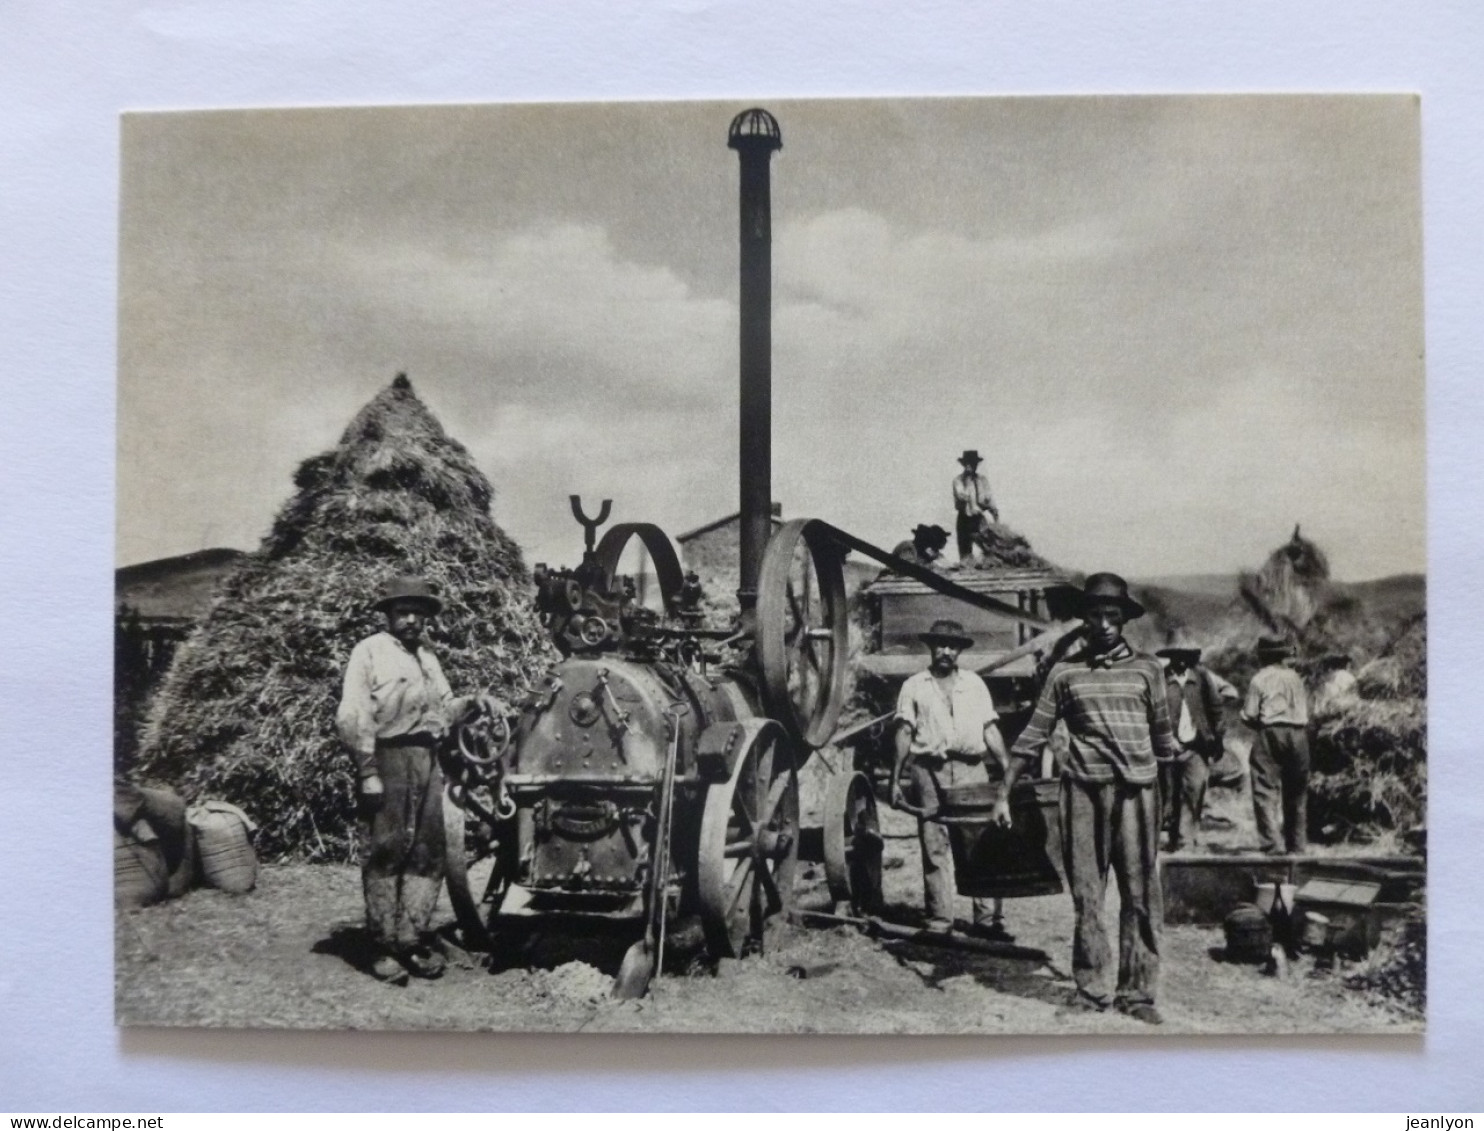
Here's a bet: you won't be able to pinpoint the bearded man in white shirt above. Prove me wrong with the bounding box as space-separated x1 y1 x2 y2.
891 618 1011 935
336 575 483 985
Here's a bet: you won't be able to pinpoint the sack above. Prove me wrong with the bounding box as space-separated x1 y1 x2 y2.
114 779 194 904
187 800 260 894
114 820 167 908
1207 743 1247 790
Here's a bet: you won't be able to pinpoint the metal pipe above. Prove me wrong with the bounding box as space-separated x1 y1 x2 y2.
728 109 782 611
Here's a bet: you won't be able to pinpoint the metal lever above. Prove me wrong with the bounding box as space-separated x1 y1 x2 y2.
569 495 613 555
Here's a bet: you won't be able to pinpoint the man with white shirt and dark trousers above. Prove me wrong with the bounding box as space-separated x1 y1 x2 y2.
1242 635 1311 855
951 449 999 563
892 618 1011 936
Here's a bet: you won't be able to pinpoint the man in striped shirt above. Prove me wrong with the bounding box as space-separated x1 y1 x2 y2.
996 572 1177 1024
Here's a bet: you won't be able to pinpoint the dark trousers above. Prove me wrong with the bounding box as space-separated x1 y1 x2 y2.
1061 777 1162 1006
955 512 979 560
1249 724 1310 853
911 755 995 925
1159 749 1209 850
361 743 446 952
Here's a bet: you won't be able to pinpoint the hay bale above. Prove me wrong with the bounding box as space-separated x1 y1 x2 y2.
135 375 556 861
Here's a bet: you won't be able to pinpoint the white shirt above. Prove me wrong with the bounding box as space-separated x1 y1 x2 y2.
1170 670 1198 745
952 470 996 518
336 632 456 775
895 667 999 757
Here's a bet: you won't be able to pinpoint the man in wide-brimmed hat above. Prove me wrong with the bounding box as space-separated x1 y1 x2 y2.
998 573 1178 1024
951 449 999 563
891 618 1011 936
336 574 481 984
1241 635 1311 854
891 523 951 569
1156 632 1227 851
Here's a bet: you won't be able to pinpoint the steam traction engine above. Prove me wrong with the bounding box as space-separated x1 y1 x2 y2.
440 109 1059 997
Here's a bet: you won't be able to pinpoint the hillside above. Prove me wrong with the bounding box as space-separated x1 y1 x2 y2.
1133 572 1425 638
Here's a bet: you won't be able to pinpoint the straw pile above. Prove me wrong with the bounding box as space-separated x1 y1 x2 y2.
134 375 555 861
1184 529 1425 844
961 521 1056 571
1309 613 1426 839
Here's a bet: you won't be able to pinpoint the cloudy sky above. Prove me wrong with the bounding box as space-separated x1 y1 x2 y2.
117 96 1423 580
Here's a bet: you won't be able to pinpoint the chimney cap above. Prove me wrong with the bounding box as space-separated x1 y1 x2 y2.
728 108 782 152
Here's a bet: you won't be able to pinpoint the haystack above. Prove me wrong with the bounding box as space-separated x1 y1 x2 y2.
135 375 555 861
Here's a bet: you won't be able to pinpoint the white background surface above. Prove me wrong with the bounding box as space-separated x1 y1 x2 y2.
2 0 1481 1112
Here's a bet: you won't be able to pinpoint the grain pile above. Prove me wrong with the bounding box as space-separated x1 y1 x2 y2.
134 375 555 861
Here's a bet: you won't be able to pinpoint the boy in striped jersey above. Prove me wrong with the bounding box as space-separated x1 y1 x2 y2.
996 573 1177 1024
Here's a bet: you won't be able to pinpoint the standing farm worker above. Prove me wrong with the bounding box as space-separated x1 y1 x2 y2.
1242 636 1311 855
336 575 488 985
1155 633 1227 852
891 618 1013 938
997 573 1177 1024
951 449 998 563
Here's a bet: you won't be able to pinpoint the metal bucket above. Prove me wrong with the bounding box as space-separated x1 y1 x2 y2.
941 778 1064 899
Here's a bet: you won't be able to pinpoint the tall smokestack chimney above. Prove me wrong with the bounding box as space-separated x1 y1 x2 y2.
728 107 782 614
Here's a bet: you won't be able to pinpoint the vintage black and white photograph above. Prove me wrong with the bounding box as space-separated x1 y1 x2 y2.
113 95 1425 1034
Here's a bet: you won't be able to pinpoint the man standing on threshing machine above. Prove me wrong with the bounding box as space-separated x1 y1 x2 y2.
951 449 998 563
336 575 485 985
1156 633 1227 852
1241 635 1311 855
891 618 1012 937
997 573 1177 1024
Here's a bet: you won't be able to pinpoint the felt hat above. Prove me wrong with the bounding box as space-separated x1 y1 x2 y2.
919 618 975 650
1075 572 1145 620
1156 630 1205 660
958 449 983 467
912 523 950 547
373 575 443 616
1256 634 1295 660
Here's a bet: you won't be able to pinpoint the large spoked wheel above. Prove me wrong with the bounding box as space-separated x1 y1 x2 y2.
822 771 884 916
756 518 850 749
697 720 800 959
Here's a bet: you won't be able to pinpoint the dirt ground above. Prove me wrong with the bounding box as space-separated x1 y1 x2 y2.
115 782 1422 1035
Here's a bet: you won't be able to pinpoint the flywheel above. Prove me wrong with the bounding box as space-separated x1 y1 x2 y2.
755 518 850 749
